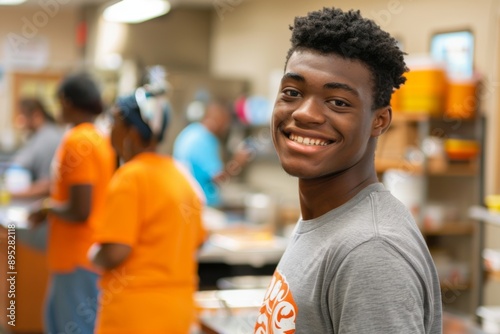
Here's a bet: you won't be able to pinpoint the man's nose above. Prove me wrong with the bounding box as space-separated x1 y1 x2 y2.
292 97 326 125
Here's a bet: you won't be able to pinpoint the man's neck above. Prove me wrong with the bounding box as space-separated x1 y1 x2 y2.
31 118 47 132
298 164 378 220
201 119 218 137
71 112 96 126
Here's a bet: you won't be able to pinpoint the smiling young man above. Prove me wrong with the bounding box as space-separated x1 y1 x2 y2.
254 8 442 334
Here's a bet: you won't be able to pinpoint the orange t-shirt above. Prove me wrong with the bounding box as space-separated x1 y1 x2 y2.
94 153 206 334
48 123 115 273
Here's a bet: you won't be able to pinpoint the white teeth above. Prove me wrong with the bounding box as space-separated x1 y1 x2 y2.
288 133 329 146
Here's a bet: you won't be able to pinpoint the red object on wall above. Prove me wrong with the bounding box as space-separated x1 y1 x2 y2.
234 95 248 124
76 21 87 48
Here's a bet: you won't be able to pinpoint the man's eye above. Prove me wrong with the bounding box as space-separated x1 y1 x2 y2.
331 99 349 107
283 89 301 97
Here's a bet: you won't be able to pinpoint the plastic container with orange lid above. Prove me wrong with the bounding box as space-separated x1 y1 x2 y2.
399 55 448 116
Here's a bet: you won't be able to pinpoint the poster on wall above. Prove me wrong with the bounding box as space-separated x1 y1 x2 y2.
3 35 49 70
430 30 474 80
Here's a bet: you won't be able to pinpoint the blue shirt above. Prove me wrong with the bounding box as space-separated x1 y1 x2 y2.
173 123 223 207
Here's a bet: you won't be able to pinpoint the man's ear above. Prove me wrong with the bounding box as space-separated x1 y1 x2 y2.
371 106 392 138
59 97 72 110
33 109 45 123
128 126 144 145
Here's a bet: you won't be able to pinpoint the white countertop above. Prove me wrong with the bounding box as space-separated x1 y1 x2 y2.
0 199 33 229
196 289 265 334
198 233 287 267
1 202 289 267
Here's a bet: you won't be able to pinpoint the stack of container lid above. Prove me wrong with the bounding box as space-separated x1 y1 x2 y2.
445 79 478 119
392 54 479 120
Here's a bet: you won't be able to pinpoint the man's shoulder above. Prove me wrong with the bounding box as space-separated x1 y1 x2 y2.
175 123 218 151
35 124 64 144
178 122 204 136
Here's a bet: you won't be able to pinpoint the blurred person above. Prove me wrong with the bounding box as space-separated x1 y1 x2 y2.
173 100 250 207
90 88 206 334
3 98 64 252
28 72 116 334
9 98 63 199
253 8 441 333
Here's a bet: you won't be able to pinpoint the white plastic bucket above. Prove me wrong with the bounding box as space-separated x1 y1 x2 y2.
477 306 500 334
4 165 31 194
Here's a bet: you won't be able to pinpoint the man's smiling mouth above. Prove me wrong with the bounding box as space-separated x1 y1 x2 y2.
287 132 333 146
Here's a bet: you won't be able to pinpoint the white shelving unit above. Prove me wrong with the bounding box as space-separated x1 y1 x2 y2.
469 206 500 332
470 206 500 227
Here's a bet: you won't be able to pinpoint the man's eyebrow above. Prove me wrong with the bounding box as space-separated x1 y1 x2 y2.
324 82 359 97
282 72 306 83
282 73 359 97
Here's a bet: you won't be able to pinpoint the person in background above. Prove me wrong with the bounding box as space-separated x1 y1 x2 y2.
4 98 63 251
254 8 442 334
90 88 206 334
28 72 116 334
173 100 250 207
9 98 63 199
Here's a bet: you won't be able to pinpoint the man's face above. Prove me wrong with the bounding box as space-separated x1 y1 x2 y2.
14 110 33 132
209 104 232 138
110 109 129 160
15 108 43 133
272 49 381 180
58 95 72 124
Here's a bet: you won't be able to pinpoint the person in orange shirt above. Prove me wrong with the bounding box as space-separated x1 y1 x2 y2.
29 72 116 334
89 88 206 334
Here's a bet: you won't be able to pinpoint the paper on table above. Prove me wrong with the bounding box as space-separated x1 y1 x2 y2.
195 288 266 310
209 230 288 252
0 207 29 229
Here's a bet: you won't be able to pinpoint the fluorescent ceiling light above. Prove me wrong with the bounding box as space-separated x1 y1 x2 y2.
0 0 27 5
103 0 171 24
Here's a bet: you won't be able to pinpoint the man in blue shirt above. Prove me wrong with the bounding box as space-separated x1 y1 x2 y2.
173 101 249 207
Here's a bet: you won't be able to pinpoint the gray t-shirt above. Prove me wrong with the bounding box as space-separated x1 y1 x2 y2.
12 123 63 181
254 183 442 334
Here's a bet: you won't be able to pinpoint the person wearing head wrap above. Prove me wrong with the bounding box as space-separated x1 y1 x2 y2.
90 88 206 334
28 72 116 334
114 86 170 150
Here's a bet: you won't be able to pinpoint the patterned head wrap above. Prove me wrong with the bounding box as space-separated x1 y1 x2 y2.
116 87 170 142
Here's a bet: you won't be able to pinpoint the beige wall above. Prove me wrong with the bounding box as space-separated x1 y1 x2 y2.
122 8 212 71
87 6 212 72
210 0 500 196
497 19 500 195
0 5 80 67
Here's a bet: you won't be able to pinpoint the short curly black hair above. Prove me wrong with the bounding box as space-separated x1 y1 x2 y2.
57 72 103 115
286 7 408 110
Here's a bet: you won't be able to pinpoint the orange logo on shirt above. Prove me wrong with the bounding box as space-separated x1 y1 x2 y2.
254 270 297 334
